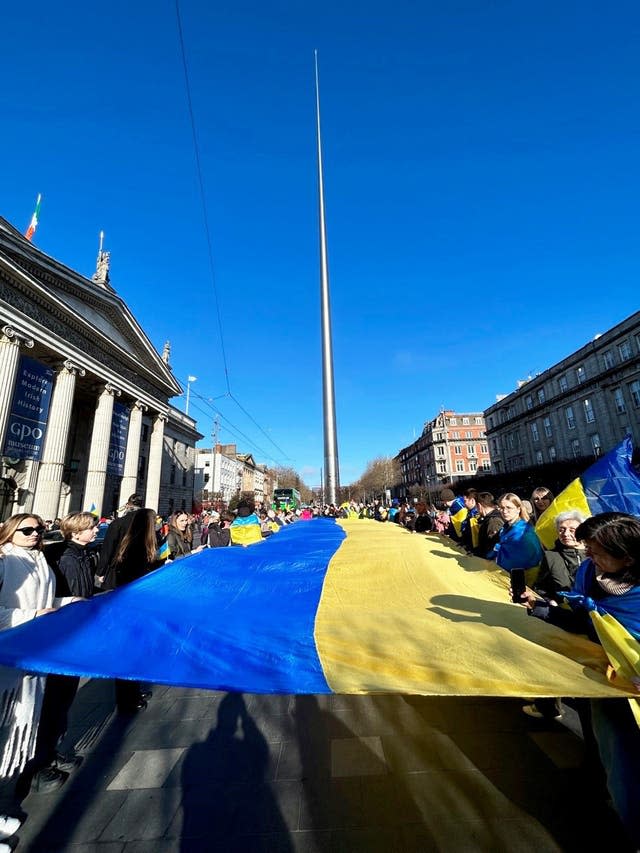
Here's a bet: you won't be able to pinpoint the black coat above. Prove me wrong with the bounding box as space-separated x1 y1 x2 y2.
98 509 157 589
56 541 96 598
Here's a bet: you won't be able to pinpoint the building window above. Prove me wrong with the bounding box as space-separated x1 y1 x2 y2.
465 431 472 439
462 417 469 425
591 433 602 456
449 418 457 425
543 417 553 437
437 461 446 473
576 366 586 384
614 388 626 413
583 398 595 423
452 431 460 439
481 444 488 454
549 446 557 461
602 350 614 370
482 460 491 471
630 380 640 408
558 375 568 393
531 422 539 442
182 469 187 487
468 460 477 472
474 417 483 425
454 445 462 455
566 406 576 429
571 438 581 458
456 460 465 472
141 424 149 443
437 446 445 457
537 388 546 404
467 445 476 457
170 464 176 485
618 340 632 361
491 439 499 454
203 473 210 484
525 395 533 410
137 455 146 478
487 416 494 429
535 450 543 465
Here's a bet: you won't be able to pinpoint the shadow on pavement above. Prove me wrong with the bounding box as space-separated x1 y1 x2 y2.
179 691 293 852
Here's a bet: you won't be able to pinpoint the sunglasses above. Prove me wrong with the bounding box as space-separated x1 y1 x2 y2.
16 525 46 536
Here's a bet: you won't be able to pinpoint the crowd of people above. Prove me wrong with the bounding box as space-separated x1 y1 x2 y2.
387 482 640 847
0 484 638 847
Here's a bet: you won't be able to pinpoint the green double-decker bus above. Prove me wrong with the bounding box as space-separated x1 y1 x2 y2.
273 487 302 511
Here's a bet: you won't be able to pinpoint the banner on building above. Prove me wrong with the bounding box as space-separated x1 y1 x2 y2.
106 402 130 477
3 356 54 461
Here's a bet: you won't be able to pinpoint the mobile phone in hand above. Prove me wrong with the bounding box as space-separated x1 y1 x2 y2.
511 568 526 603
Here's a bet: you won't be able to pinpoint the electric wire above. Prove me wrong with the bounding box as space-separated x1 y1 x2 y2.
174 0 295 465
189 392 287 464
174 0 230 395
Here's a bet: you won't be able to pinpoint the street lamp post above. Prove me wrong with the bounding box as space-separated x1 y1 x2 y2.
185 375 197 415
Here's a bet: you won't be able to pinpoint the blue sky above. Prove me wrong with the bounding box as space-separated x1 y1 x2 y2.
2 1 639 485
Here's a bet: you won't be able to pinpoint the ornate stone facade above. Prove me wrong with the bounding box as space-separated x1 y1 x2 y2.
0 216 202 520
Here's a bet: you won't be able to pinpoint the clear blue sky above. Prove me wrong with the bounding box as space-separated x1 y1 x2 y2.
2 1 639 485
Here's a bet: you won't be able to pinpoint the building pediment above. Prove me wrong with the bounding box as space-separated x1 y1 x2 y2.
0 217 181 399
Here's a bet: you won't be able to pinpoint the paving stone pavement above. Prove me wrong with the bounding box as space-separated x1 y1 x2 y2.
9 680 634 852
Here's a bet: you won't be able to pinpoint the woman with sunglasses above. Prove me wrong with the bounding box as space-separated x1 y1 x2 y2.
0 513 77 817
530 486 555 521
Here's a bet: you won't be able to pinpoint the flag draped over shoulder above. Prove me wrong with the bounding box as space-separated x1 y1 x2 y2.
535 436 640 549
0 520 634 698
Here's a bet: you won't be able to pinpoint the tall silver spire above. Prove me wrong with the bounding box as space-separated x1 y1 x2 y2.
314 51 340 505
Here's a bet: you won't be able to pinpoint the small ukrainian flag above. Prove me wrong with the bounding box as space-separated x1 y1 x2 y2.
156 539 170 561
88 503 99 518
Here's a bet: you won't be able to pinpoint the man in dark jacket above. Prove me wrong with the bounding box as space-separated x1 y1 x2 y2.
474 492 504 558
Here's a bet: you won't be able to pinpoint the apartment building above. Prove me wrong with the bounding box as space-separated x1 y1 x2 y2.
484 311 640 473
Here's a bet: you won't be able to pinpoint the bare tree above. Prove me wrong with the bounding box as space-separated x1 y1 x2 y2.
358 456 401 500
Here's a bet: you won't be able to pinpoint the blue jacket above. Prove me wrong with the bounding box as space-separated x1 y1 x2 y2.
492 519 543 571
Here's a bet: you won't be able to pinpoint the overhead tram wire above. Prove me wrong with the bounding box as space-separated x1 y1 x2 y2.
229 393 292 461
173 0 294 464
174 0 230 396
186 399 278 463
188 392 288 465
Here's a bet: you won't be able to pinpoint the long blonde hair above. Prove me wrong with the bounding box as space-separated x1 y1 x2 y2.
497 493 530 523
0 513 46 550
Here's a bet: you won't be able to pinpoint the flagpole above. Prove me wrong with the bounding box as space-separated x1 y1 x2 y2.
314 51 340 506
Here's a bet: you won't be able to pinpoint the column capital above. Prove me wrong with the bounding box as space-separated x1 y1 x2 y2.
154 412 169 423
61 359 86 377
103 383 122 397
2 325 34 349
133 400 149 413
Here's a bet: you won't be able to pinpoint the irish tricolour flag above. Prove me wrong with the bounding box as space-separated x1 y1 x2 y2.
25 194 42 241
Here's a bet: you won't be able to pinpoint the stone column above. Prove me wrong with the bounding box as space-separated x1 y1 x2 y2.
144 412 167 512
84 383 121 518
118 400 147 506
0 325 34 450
35 360 85 521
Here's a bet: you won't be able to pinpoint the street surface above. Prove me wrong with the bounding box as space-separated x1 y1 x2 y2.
15 680 632 852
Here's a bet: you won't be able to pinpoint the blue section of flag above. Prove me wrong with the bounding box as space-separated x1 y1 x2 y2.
582 436 640 517
0 519 345 694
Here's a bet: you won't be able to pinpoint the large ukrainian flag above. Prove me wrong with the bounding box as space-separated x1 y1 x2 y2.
535 436 640 549
0 519 634 700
